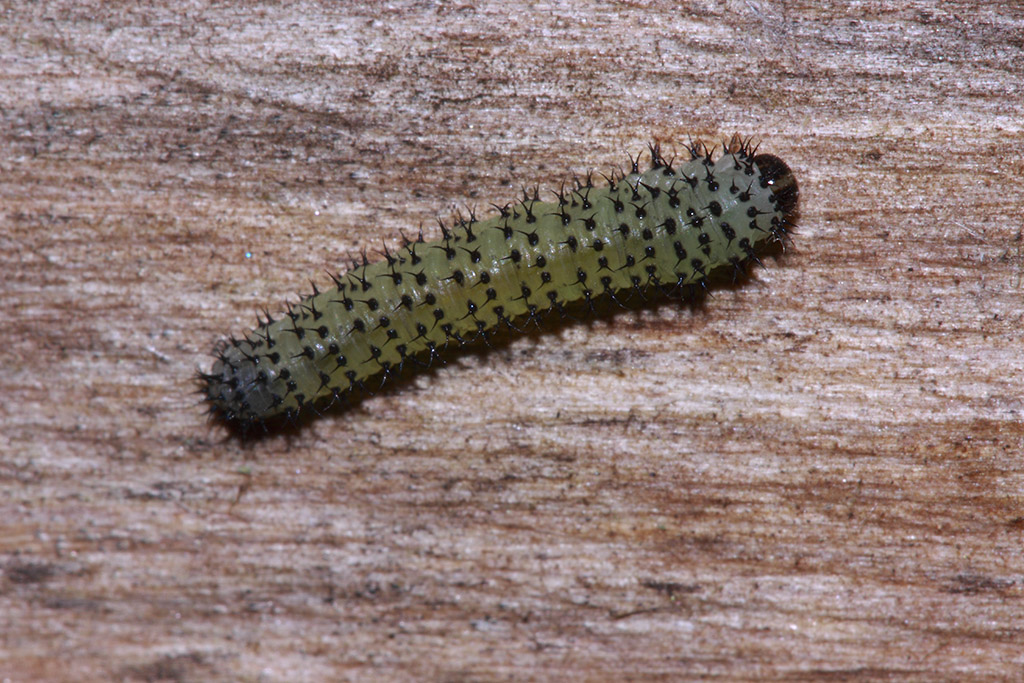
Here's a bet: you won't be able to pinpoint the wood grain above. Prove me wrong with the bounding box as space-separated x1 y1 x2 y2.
3 1 1024 680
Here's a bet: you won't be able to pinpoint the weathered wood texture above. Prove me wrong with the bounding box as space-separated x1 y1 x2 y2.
3 1 1024 680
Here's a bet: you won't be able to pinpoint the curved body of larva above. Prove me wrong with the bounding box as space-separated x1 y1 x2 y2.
201 141 798 429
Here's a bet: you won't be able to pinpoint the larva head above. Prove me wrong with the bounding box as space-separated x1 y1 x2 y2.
753 153 799 226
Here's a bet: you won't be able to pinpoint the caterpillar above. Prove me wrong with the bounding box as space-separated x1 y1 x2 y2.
200 137 798 433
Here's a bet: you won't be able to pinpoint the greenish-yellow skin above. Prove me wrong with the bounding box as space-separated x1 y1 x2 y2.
203 144 797 427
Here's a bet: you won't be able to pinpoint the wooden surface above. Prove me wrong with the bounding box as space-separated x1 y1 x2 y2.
3 1 1024 680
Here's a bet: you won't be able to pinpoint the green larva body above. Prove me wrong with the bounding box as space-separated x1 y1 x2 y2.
202 141 798 429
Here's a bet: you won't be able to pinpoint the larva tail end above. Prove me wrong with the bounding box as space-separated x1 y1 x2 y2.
196 360 262 438
197 357 335 440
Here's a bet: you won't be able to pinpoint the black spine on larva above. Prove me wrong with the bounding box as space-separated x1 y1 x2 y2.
200 139 798 431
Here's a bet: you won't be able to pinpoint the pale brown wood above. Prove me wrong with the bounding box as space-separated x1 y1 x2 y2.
3 1 1024 680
